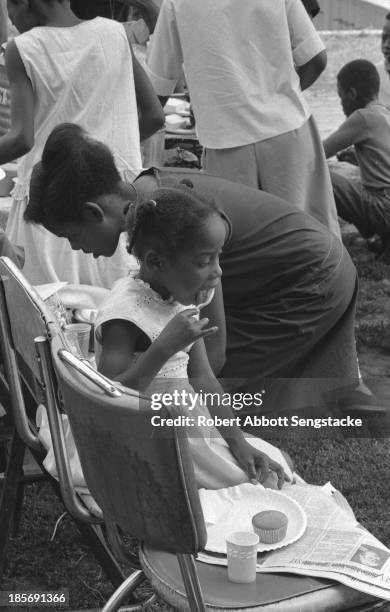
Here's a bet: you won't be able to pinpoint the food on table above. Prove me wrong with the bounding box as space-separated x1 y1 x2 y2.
252 510 288 544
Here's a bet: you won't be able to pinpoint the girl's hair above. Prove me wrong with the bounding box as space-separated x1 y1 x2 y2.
24 123 123 227
126 187 221 261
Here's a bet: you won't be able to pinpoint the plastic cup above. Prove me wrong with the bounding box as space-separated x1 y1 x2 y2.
226 531 259 583
64 323 92 359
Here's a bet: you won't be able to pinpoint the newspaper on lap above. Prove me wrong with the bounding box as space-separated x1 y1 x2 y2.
198 482 390 601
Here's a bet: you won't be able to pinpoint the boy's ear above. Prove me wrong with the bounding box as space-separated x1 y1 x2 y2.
145 250 164 271
349 87 358 100
82 201 105 223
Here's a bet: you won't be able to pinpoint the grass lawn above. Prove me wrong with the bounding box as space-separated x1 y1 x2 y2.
1 32 390 611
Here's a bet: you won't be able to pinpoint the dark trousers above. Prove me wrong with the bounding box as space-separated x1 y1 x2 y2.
331 170 390 238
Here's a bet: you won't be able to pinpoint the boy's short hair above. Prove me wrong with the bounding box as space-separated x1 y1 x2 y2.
25 123 122 227
337 59 380 100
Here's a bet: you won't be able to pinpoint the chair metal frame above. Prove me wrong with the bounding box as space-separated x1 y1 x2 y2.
52 344 207 612
0 256 132 591
50 341 387 612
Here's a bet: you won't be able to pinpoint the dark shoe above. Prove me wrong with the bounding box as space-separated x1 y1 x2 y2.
0 446 6 473
366 235 384 254
339 389 389 414
376 233 390 262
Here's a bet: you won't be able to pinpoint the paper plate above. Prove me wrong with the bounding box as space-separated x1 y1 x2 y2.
164 109 190 117
205 489 307 553
165 127 196 135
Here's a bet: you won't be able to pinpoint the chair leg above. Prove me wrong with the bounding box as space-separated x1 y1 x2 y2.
74 521 130 590
5 441 129 593
0 428 25 583
1 437 134 593
101 569 147 612
11 477 25 537
0 430 136 594
0 438 7 472
177 554 206 612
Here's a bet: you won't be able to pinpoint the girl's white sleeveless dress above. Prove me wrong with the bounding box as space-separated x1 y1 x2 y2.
7 18 142 287
95 274 293 489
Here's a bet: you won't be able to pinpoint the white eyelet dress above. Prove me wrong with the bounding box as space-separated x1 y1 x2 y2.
95 274 293 489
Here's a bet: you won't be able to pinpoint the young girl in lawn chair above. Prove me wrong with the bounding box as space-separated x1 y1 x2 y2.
94 186 293 490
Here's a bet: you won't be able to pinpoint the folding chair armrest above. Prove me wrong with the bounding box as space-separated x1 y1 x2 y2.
57 349 122 397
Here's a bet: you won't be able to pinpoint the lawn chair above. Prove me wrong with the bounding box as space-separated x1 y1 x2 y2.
49 337 387 612
0 256 135 592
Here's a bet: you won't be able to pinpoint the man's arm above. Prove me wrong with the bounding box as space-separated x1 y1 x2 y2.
296 49 326 90
127 40 165 141
300 0 320 19
145 0 183 98
323 113 365 159
0 40 34 165
0 0 8 46
287 0 326 89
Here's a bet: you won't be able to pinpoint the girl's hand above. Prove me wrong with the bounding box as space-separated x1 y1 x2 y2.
155 308 218 358
228 439 289 490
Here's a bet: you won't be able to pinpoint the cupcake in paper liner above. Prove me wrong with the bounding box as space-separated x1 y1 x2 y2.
252 510 288 544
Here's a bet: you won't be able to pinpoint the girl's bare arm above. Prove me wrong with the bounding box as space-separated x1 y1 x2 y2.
188 339 287 487
98 318 168 391
0 40 34 164
126 37 165 141
99 309 216 391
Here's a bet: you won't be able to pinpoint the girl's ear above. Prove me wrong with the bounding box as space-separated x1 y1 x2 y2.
145 250 164 271
82 201 105 223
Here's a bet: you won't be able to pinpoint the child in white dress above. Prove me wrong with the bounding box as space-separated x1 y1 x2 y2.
95 186 293 490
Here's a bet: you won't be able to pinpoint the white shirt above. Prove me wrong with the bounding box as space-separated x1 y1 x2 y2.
146 0 325 149
14 17 142 200
376 61 390 110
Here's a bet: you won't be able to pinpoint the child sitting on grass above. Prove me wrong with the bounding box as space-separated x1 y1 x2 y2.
94 186 292 490
324 59 390 259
